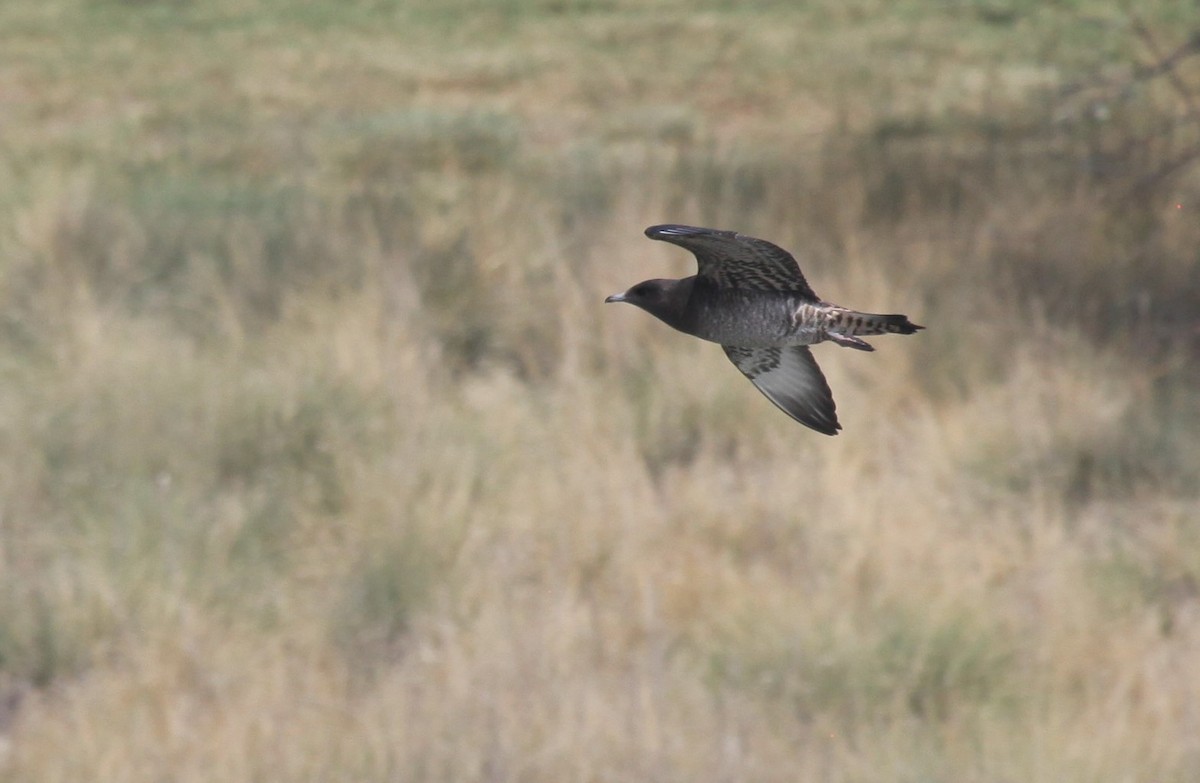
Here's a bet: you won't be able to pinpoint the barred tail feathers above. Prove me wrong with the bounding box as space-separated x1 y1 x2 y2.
832 310 924 337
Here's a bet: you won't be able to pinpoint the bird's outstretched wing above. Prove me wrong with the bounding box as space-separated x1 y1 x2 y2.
645 224 819 298
722 345 840 435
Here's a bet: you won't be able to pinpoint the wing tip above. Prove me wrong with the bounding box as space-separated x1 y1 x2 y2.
644 224 733 241
809 418 842 436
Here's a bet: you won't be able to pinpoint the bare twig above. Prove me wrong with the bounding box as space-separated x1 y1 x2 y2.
1057 21 1200 125
1130 18 1200 121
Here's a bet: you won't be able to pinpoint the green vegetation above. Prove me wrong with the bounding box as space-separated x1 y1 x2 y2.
0 0 1198 779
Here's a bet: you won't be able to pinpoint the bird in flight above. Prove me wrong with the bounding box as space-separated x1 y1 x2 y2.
605 224 924 435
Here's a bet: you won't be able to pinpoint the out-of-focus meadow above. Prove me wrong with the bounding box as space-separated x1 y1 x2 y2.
1 0 1199 779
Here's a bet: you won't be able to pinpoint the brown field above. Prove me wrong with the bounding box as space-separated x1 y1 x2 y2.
1 1 1199 780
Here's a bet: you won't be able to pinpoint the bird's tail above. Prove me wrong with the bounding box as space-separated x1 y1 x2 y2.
834 310 924 336
825 310 924 351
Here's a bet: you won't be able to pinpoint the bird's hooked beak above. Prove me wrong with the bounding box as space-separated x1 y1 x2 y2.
604 292 626 304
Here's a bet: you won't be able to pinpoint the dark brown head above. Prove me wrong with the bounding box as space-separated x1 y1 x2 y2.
604 278 692 330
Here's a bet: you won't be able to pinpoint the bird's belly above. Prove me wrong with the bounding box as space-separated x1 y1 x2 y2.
684 297 820 347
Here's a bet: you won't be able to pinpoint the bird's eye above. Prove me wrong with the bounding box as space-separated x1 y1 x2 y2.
633 284 654 298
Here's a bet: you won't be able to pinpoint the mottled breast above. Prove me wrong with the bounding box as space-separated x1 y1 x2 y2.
682 289 816 347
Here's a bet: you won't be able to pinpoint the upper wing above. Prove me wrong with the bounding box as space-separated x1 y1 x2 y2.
722 345 841 435
645 224 819 297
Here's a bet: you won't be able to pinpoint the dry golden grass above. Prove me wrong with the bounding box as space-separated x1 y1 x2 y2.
1 0 1199 780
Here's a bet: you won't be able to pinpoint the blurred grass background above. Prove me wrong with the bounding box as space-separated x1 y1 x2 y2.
1 0 1199 780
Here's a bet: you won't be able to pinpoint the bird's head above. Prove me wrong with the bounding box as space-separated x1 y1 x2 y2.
604 279 672 307
604 278 691 326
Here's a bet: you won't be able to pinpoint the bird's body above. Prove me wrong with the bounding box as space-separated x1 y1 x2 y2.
673 282 806 347
667 281 915 348
605 224 924 435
